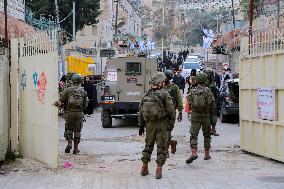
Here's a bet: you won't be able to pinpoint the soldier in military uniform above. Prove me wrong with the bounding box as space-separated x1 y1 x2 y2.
163 70 183 157
54 74 88 154
139 72 175 179
206 69 220 136
186 73 215 164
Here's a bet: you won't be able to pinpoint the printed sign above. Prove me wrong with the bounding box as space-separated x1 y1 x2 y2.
126 92 140 96
0 0 25 21
107 71 117 82
257 87 276 120
100 49 115 58
127 78 137 83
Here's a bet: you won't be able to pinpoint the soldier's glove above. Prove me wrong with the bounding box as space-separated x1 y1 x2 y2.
177 113 182 122
139 126 145 136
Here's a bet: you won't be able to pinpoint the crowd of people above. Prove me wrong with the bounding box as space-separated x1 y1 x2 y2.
138 66 235 179
157 49 190 72
55 57 235 179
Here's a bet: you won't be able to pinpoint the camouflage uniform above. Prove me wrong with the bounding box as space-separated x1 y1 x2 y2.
206 70 220 136
186 73 215 164
59 74 88 154
163 82 183 154
139 72 175 179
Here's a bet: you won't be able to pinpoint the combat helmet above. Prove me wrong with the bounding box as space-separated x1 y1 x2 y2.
196 73 208 84
150 72 166 85
67 72 76 80
205 69 214 81
164 70 174 79
71 74 82 84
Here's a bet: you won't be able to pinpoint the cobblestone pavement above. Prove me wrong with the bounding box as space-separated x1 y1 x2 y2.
1 111 284 189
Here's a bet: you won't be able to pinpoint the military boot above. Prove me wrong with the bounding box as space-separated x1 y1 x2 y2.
65 139 72 153
186 148 198 164
204 149 211 160
211 127 219 136
156 165 163 179
170 140 177 154
73 141 80 154
141 163 149 176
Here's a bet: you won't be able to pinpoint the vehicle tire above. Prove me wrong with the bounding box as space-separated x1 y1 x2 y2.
220 113 227 123
102 109 112 128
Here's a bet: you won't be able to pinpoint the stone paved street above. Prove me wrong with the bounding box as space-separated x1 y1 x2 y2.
1 111 284 189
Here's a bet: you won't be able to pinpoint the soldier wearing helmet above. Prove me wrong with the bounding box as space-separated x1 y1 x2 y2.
54 74 88 154
163 70 183 157
205 69 220 136
138 72 175 179
186 73 215 164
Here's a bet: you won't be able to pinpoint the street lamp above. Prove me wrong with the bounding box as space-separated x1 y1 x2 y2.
214 15 223 33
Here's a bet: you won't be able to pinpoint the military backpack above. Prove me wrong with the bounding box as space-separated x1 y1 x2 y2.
191 87 209 112
67 86 84 110
141 90 164 121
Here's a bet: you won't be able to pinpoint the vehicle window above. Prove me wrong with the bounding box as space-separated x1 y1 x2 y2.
126 62 141 75
183 63 200 70
186 58 199 62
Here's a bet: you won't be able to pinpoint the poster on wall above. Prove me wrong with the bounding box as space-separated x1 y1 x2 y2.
107 71 117 82
257 87 276 121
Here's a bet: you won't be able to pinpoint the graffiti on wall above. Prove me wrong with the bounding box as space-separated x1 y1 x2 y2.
37 72 47 104
33 71 38 87
20 71 27 90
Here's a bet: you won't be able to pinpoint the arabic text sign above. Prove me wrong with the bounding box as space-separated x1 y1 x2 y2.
257 87 276 120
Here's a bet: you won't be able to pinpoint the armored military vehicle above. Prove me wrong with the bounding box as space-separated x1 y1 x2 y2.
101 57 157 128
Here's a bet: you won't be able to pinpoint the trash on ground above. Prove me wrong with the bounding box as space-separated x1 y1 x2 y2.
63 162 74 168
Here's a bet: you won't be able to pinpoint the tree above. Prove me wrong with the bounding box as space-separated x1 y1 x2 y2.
184 9 230 46
240 0 263 19
26 0 100 37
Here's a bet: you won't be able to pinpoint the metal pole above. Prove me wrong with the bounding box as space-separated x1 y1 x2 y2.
231 0 236 29
214 16 220 33
249 0 254 54
162 6 164 63
55 0 60 27
4 0 8 48
217 18 219 33
277 0 280 28
206 50 209 65
55 0 66 76
100 57 103 76
73 1 76 41
114 0 119 36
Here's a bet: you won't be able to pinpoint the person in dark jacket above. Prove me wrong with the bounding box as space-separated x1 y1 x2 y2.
173 71 186 94
82 76 94 116
165 58 172 70
212 68 221 89
186 69 198 94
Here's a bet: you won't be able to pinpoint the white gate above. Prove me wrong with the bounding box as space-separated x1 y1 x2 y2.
10 31 59 168
240 28 284 162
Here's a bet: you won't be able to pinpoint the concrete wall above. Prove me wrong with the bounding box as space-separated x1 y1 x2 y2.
0 50 9 161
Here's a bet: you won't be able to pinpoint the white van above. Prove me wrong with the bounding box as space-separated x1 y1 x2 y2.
182 56 201 78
